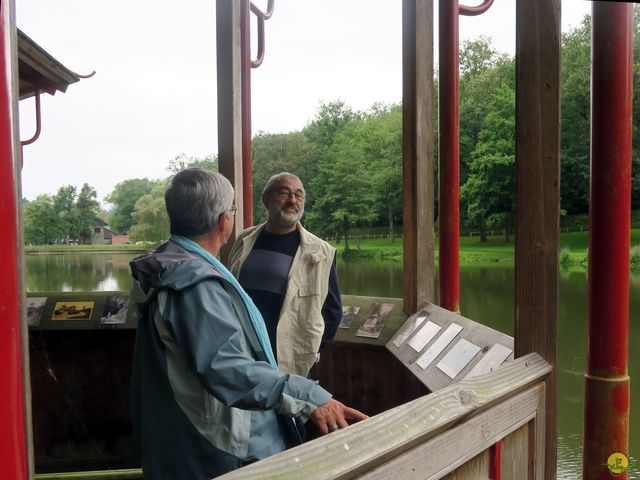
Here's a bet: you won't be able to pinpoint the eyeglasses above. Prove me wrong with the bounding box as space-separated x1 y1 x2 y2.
272 188 306 201
228 205 237 216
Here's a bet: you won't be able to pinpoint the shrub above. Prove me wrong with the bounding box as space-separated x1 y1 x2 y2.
631 245 640 269
560 248 572 268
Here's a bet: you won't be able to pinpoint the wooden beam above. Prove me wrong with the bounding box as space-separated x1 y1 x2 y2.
216 0 244 264
362 384 545 480
219 353 551 479
402 0 434 314
514 0 560 478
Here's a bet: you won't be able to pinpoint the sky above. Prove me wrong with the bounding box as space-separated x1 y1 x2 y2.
16 0 591 205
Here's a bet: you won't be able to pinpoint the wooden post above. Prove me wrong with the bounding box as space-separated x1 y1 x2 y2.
402 0 434 314
515 0 560 478
216 0 244 263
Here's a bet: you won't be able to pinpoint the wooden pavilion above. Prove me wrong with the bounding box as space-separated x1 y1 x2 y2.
0 0 633 479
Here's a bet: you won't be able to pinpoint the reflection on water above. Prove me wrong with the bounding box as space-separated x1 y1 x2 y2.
25 254 639 478
25 253 134 292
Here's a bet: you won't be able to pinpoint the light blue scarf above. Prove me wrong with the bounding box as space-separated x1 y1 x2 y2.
170 234 277 368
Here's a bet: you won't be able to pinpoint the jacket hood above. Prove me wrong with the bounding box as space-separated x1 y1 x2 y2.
130 241 222 296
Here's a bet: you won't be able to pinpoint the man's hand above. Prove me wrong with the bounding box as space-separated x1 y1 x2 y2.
310 399 368 435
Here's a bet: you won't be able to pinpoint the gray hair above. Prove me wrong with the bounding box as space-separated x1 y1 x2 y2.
261 172 304 196
165 168 234 237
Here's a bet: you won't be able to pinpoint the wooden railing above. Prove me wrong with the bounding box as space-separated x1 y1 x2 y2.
220 353 551 480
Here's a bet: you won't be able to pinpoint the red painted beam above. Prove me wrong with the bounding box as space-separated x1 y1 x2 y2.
489 440 501 479
583 3 632 479
438 0 460 313
0 3 28 479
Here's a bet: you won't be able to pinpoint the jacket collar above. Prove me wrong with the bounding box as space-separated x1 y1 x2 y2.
242 222 326 263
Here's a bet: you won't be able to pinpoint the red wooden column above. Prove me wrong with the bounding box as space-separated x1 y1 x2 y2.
583 3 633 478
0 1 29 478
437 0 460 313
438 0 492 314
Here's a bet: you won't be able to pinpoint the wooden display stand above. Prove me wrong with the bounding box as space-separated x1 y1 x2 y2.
387 302 514 392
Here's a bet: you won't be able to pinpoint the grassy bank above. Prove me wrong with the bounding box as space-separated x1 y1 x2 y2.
331 229 640 268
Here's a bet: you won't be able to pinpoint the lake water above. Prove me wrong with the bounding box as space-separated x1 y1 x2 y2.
25 253 639 479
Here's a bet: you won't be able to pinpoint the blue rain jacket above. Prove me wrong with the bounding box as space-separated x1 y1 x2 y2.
129 241 331 479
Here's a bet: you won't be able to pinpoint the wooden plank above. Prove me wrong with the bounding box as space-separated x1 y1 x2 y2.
443 452 489 480
532 380 546 479
515 0 560 477
216 0 244 264
219 354 550 479
360 383 544 480
501 424 530 480
402 0 434 314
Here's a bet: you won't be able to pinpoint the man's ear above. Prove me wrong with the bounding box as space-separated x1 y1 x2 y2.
261 192 269 209
218 211 230 233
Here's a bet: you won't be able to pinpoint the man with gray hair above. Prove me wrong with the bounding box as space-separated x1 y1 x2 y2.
229 172 342 378
129 168 365 479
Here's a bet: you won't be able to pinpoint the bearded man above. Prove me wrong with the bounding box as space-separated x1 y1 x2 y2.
229 172 342 378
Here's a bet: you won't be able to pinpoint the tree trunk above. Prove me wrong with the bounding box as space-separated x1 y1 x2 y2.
343 215 350 252
480 226 487 242
388 203 395 243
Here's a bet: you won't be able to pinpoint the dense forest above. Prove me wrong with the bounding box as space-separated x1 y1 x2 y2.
23 11 640 248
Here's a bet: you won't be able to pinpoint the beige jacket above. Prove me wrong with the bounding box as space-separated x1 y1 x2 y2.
228 222 336 377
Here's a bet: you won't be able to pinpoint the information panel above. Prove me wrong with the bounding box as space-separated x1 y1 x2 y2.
386 302 514 391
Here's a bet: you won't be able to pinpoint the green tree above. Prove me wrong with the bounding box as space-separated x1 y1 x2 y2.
167 153 218 174
76 183 100 236
303 101 357 153
303 100 358 202
128 181 170 242
461 84 515 242
52 185 78 239
459 35 498 77
458 38 514 231
105 178 155 234
559 7 640 211
307 121 377 251
560 16 590 214
251 131 314 224
23 195 60 245
50 184 99 241
354 104 403 242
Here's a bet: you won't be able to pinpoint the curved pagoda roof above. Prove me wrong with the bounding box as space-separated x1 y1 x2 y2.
17 28 81 100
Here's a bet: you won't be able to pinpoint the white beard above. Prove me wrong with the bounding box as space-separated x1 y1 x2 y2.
275 206 304 226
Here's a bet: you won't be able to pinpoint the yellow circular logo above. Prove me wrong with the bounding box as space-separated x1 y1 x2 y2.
607 452 628 477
